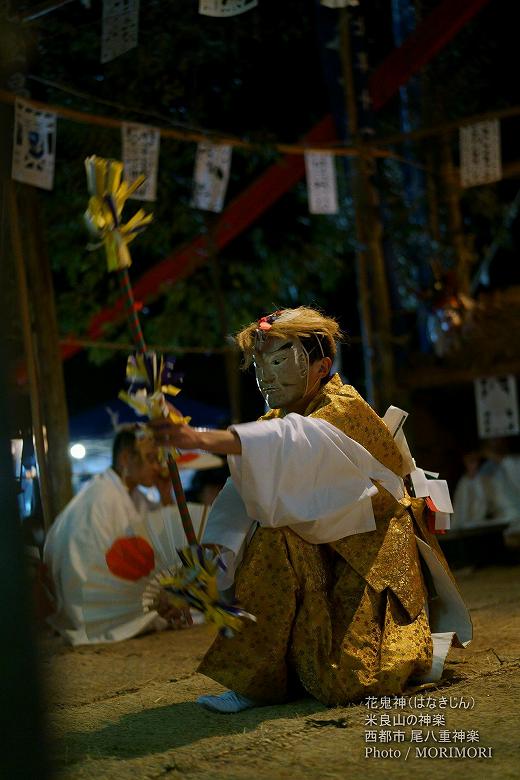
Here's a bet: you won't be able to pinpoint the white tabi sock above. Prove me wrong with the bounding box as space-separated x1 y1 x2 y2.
197 691 257 713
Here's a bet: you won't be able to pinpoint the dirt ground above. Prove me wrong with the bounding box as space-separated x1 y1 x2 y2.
40 565 520 780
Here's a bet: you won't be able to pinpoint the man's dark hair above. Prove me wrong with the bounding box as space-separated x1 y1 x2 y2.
112 428 137 467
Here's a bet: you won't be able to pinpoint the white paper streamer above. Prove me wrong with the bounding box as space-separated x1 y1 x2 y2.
321 0 360 7
199 0 257 17
304 152 338 215
122 123 160 201
427 480 453 514
474 375 519 438
382 405 415 476
191 142 232 213
410 468 430 499
101 0 140 64
410 470 453 530
12 98 56 191
384 406 452 531
459 120 502 188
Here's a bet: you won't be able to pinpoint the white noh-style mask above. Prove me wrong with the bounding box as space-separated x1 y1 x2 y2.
253 336 309 409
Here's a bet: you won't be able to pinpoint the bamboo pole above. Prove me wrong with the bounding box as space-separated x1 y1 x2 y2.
2 85 518 159
18 0 76 22
0 87 373 158
115 265 198 546
59 336 231 353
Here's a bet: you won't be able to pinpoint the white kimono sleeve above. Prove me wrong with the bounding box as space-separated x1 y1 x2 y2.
228 413 404 544
201 478 256 590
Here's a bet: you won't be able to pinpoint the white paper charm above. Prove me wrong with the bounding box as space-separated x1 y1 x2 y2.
304 152 338 215
410 471 453 530
410 468 430 499
191 142 232 213
12 98 57 190
101 0 140 64
199 0 257 17
435 512 451 531
427 480 454 514
382 405 415 476
459 120 502 188
474 376 519 438
122 123 160 201
321 1 360 8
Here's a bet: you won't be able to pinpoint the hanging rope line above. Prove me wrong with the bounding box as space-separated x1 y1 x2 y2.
3 86 517 161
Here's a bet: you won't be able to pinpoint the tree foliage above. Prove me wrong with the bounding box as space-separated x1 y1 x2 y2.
21 0 354 363
12 0 519 372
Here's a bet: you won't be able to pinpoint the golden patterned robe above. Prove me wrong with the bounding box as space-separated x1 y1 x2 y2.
198 374 455 706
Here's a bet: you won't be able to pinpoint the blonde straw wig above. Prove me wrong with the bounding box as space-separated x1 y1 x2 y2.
235 306 343 368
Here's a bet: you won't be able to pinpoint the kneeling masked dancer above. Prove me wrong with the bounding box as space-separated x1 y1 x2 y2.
152 307 471 713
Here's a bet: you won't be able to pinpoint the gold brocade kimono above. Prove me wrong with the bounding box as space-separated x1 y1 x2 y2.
198 374 454 706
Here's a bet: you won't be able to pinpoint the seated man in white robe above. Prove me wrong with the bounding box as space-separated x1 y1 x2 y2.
44 427 191 645
481 438 520 549
452 451 492 529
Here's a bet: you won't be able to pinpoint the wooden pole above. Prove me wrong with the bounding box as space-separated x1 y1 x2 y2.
470 187 520 295
0 304 50 780
339 9 395 410
7 181 53 533
338 10 374 406
23 188 73 518
425 145 441 245
0 12 50 772
440 133 475 295
204 215 242 424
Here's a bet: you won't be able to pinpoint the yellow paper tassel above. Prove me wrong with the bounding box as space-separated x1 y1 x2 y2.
159 546 256 636
84 155 153 272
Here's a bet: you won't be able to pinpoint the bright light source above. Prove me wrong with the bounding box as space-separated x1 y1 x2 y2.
70 443 86 460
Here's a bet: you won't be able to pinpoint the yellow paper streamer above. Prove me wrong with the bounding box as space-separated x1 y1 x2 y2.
118 352 191 474
84 155 153 271
159 547 256 636
118 352 190 424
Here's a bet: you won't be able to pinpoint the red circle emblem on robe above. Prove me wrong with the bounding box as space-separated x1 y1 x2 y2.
105 536 155 581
